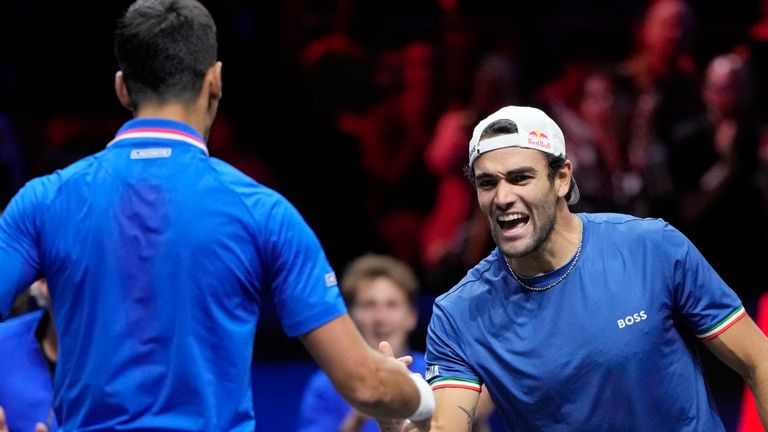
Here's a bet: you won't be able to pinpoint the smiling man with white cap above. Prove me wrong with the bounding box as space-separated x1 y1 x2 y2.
402 105 768 431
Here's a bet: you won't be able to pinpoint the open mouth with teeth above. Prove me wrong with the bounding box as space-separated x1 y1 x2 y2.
498 213 529 231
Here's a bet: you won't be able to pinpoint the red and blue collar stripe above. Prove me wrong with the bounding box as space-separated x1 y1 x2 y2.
107 118 209 156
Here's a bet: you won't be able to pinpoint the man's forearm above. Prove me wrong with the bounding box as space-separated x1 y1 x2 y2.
301 315 432 420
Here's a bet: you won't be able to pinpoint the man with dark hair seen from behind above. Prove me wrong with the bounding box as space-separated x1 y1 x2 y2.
0 0 433 430
389 105 768 431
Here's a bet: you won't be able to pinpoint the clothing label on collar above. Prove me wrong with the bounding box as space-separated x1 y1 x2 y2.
130 148 172 159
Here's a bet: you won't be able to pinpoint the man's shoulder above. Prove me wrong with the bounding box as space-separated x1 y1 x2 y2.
207 157 287 202
581 213 689 259
435 251 499 307
581 212 670 237
14 154 102 203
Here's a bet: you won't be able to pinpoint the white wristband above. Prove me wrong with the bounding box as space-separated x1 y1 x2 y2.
407 373 435 422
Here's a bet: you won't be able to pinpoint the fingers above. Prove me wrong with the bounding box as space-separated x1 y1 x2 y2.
407 418 431 431
35 423 49 432
397 355 413 366
378 340 394 358
380 341 413 366
375 419 405 432
400 420 416 432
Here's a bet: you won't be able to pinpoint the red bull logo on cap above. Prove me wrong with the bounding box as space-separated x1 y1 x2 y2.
527 129 551 150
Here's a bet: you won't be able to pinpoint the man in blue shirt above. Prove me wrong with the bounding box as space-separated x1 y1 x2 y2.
0 1 433 430
413 105 768 430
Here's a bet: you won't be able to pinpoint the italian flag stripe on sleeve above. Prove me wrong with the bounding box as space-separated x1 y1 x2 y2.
697 305 747 340
430 377 481 392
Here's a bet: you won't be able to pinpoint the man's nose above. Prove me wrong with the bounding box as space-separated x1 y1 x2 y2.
495 180 518 208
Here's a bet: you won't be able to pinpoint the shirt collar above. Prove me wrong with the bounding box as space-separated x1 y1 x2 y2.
107 118 208 156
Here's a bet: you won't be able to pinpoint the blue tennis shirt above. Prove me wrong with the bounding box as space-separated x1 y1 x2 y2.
426 213 744 431
0 118 347 431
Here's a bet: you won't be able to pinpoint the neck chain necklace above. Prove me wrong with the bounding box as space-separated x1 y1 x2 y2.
504 219 583 292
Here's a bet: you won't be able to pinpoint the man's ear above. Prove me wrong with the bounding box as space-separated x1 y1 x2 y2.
115 71 134 111
207 61 223 102
558 159 573 200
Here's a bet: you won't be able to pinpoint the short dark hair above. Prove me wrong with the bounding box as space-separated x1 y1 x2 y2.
114 0 217 108
464 119 566 183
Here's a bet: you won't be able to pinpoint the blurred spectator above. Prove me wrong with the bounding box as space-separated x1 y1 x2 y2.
434 3 481 108
340 41 439 267
296 254 425 432
536 60 592 115
620 0 702 146
277 16 376 269
740 0 768 123
553 66 666 216
668 53 768 302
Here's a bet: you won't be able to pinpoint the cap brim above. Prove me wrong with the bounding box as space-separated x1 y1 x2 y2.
567 177 580 205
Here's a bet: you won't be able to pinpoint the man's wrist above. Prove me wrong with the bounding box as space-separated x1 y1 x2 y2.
407 373 435 422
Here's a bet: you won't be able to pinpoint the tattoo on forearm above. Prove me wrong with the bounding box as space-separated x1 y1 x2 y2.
457 405 476 431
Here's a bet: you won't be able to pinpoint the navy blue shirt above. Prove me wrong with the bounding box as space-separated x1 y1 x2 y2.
0 118 347 431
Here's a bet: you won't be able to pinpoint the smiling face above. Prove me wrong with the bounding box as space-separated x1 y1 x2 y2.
350 276 417 354
473 146 571 259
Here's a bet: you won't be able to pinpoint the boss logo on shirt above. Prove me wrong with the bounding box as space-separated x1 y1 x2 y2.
617 310 648 328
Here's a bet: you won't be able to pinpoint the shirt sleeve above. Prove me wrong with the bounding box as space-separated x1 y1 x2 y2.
261 196 346 337
0 181 44 319
665 223 745 340
424 300 482 392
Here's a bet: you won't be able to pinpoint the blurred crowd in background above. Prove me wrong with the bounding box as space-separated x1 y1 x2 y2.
2 0 768 416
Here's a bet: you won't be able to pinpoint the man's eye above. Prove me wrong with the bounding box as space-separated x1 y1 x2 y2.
477 179 495 189
509 175 533 184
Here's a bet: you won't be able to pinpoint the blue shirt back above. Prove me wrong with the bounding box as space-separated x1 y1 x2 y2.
426 213 743 431
0 119 347 431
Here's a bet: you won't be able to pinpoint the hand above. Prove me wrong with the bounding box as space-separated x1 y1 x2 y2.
0 406 49 432
375 342 430 432
375 341 409 432
378 341 413 368
338 409 370 432
399 418 431 431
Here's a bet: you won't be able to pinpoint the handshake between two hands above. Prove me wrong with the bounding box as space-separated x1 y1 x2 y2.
374 341 431 432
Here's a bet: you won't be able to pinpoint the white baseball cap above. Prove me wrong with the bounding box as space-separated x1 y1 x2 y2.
468 105 580 205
